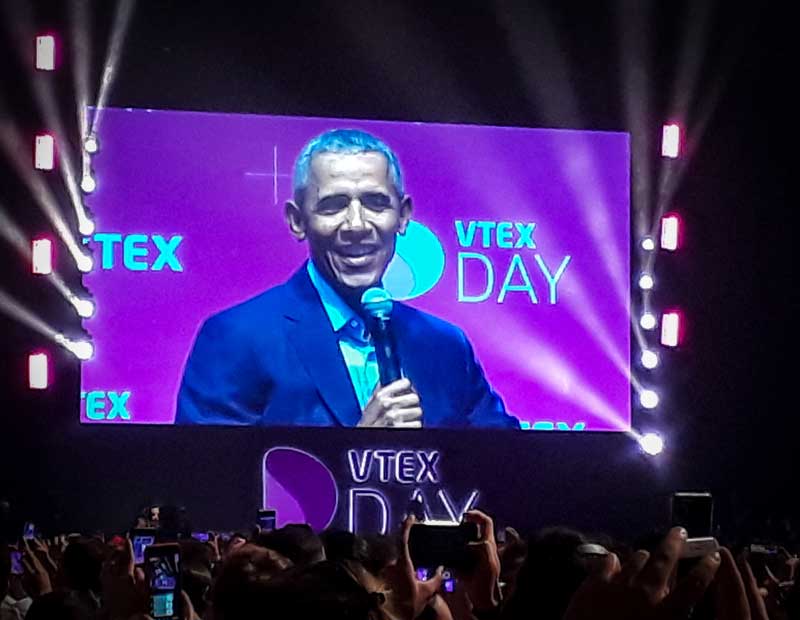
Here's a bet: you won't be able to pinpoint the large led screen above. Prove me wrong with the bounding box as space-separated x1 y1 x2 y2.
80 108 630 430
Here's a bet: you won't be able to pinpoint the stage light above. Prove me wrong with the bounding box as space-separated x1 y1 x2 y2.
641 350 659 369
35 35 55 70
31 238 53 274
639 432 664 456
56 335 94 360
34 134 55 170
661 311 682 347
76 253 93 273
28 352 49 389
662 124 680 158
638 274 655 290
661 213 680 251
641 236 655 251
80 173 96 193
78 216 95 236
83 135 98 154
78 219 94 236
640 312 657 330
69 295 95 318
640 389 659 409
69 340 93 360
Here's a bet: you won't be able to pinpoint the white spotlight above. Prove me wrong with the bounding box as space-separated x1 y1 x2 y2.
70 296 95 318
641 350 659 369
69 339 94 360
35 35 56 71
661 214 680 251
32 238 53 275
80 173 96 193
661 311 682 347
28 352 49 389
639 432 664 456
662 124 681 158
640 389 659 409
78 215 95 235
641 236 655 251
638 274 655 290
640 312 657 330
56 334 94 360
83 135 98 154
76 253 93 273
34 134 55 170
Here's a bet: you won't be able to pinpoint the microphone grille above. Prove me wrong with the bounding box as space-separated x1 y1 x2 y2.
361 287 394 318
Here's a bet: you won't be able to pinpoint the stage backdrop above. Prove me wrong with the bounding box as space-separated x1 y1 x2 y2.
80 108 631 430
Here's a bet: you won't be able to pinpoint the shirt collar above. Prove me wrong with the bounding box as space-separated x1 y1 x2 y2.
306 260 359 333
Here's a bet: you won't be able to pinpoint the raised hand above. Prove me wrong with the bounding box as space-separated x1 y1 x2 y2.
20 538 53 597
563 527 721 620
382 516 445 620
462 509 502 612
101 538 147 620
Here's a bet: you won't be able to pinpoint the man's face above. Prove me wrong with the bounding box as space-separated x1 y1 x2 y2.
286 151 412 296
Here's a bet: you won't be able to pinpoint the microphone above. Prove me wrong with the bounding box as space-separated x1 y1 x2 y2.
361 287 402 385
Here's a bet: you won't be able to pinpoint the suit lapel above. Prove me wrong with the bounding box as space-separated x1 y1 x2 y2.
283 266 362 427
392 304 425 389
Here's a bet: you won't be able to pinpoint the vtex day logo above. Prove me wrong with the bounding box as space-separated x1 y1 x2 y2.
383 221 446 301
263 446 481 534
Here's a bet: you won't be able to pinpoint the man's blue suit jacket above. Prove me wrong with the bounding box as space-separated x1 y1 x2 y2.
175 265 519 428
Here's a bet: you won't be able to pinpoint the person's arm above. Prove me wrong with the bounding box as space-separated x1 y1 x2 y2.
175 314 268 425
456 330 519 429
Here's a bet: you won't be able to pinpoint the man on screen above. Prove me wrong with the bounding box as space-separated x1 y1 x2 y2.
176 129 518 428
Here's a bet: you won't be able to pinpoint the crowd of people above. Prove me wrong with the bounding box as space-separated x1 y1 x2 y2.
2 505 799 620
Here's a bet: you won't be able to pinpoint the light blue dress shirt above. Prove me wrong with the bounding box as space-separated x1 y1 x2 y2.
306 261 380 411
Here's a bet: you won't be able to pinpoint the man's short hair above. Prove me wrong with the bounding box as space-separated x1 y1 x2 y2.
292 128 405 205
256 523 326 567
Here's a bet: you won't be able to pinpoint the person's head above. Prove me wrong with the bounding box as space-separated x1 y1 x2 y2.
254 561 385 620
257 523 326 567
178 540 214 615
286 129 413 304
320 530 370 567
210 544 292 620
61 538 106 594
502 526 591 620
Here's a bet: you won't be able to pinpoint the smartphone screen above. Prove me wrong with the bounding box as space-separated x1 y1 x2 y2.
22 522 36 540
257 509 276 532
145 544 182 620
10 550 24 575
190 532 209 542
132 531 157 565
671 492 713 538
415 567 456 592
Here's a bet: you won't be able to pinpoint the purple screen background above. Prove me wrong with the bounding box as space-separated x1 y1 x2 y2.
81 108 631 429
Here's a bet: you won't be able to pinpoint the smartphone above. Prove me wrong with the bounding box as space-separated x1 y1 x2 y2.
190 532 210 542
144 543 182 620
749 543 780 582
681 537 719 559
10 550 24 575
22 522 36 540
257 509 276 532
131 528 157 566
671 492 713 538
416 567 456 592
408 522 480 570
